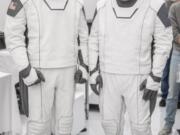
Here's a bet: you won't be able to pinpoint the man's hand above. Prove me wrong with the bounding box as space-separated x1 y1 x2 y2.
177 36 180 44
22 67 45 87
74 66 88 84
140 79 158 101
140 73 161 115
176 34 180 44
90 71 103 95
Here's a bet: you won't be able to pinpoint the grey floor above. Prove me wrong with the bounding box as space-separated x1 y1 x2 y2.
21 97 180 135
86 98 180 135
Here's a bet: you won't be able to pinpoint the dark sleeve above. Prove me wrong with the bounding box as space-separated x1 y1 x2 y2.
169 4 180 43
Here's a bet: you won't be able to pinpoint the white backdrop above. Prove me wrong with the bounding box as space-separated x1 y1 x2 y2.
0 0 11 32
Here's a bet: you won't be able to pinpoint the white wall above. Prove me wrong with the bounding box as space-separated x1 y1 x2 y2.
0 0 11 32
84 0 97 21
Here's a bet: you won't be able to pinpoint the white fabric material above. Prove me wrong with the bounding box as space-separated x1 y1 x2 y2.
90 71 99 84
0 72 22 134
0 72 11 133
100 72 151 135
78 6 89 66
27 67 76 135
23 68 38 86
89 0 172 77
79 65 88 80
146 75 161 91
0 51 22 134
5 0 88 70
5 0 88 134
88 1 172 134
43 0 69 9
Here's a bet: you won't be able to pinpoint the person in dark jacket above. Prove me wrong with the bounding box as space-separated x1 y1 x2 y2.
159 0 180 109
159 0 180 134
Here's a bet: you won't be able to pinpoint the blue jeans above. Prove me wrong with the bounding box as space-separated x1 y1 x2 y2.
165 49 180 129
161 55 171 99
161 50 180 100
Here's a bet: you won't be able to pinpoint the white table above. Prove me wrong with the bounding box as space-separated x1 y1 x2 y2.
0 72 11 133
0 50 19 83
0 50 21 135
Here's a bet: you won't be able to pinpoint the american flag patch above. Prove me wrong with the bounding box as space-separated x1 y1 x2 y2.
7 0 23 17
9 1 17 10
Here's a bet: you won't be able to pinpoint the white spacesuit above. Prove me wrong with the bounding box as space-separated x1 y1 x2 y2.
89 0 172 134
5 0 88 134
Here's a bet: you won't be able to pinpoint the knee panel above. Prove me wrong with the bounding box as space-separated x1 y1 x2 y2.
27 120 50 135
130 122 152 135
102 119 122 135
57 116 73 135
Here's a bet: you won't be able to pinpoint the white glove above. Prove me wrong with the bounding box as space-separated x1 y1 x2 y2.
90 71 103 95
74 65 88 84
146 75 161 91
140 73 161 115
90 71 98 84
22 67 45 87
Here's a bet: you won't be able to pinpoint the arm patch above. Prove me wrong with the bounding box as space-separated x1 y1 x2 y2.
157 3 171 28
7 0 23 17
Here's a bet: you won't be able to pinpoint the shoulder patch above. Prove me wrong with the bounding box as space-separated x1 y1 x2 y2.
7 0 23 17
157 3 171 27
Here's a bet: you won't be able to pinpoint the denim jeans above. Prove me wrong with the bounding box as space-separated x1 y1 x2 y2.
161 50 180 100
161 55 171 99
165 49 180 129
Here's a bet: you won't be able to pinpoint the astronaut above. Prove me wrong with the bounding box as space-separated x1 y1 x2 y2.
5 0 88 134
89 0 172 134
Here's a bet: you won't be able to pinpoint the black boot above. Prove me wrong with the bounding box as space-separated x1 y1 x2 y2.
177 102 180 109
177 129 180 134
159 98 166 107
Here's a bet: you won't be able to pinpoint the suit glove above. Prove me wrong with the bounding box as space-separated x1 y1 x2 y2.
20 65 45 87
140 73 161 115
90 71 103 96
